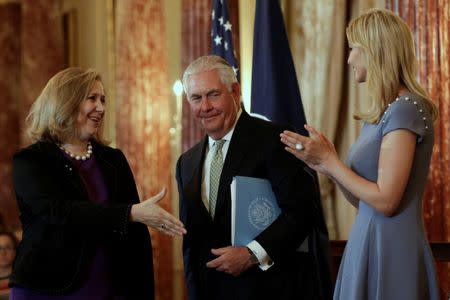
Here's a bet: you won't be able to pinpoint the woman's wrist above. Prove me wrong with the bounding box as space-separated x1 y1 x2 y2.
130 203 141 223
323 154 343 178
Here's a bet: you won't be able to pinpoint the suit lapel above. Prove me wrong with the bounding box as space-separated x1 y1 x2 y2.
184 137 212 220
214 112 253 217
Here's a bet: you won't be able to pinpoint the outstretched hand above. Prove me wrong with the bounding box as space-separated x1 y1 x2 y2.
280 125 338 176
131 188 186 236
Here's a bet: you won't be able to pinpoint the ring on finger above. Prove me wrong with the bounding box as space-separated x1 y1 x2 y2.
295 142 304 151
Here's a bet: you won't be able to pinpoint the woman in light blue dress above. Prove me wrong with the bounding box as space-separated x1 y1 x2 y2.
280 8 439 300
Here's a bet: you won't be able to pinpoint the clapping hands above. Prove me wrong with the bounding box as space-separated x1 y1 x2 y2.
280 125 338 176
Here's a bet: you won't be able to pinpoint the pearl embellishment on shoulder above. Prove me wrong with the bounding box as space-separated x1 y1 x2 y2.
381 96 428 130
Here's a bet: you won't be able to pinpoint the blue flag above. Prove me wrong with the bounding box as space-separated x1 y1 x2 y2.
250 2 332 298
250 0 307 136
211 0 240 81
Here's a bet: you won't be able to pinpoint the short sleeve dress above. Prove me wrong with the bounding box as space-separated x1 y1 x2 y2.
333 93 439 300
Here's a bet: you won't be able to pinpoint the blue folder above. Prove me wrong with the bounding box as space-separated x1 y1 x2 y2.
231 176 281 246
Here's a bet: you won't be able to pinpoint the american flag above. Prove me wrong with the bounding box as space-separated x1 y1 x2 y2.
211 0 239 81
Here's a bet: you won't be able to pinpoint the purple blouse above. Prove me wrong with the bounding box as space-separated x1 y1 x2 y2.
10 153 125 299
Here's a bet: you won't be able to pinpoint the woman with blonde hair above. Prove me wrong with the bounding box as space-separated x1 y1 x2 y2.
10 67 185 299
281 8 439 299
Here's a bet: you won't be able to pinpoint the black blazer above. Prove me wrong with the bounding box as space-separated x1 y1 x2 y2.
176 111 332 300
10 141 154 299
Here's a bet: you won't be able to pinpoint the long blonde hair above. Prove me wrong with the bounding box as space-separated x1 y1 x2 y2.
26 67 108 144
346 8 438 123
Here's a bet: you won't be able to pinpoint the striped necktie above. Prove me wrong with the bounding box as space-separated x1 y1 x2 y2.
209 139 226 218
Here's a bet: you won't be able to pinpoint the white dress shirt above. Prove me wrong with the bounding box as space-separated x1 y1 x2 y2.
201 109 273 270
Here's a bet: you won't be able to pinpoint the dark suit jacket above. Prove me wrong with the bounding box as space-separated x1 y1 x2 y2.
10 140 154 299
176 111 332 300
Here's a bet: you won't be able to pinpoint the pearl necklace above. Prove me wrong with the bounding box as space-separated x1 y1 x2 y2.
59 142 93 161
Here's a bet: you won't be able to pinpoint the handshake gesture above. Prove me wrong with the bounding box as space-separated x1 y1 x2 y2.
130 188 186 236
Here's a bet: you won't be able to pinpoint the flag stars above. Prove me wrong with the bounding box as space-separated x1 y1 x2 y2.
211 0 239 80
223 21 232 31
214 35 223 45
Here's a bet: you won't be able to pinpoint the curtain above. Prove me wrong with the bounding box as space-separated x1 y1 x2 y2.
0 3 21 230
180 0 212 152
20 0 65 145
283 0 345 239
386 0 450 297
285 0 383 239
115 1 174 299
0 0 64 230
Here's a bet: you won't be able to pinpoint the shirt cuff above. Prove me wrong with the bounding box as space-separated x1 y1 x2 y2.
247 240 274 271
